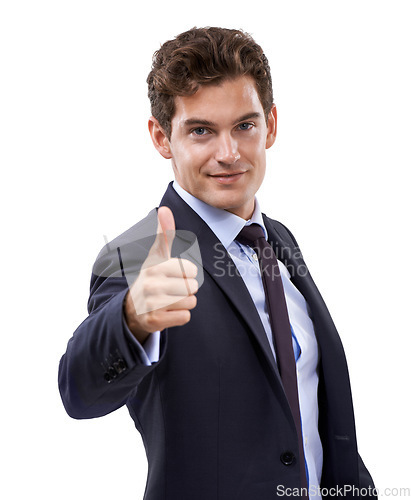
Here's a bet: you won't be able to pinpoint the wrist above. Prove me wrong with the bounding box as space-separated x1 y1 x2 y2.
123 292 151 344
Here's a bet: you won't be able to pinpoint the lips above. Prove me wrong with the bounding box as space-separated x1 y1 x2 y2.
209 171 246 177
208 171 246 184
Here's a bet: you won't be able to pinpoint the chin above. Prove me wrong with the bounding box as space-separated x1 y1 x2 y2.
217 198 253 218
208 195 241 210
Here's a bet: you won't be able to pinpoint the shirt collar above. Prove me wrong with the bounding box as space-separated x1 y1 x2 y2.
172 180 268 249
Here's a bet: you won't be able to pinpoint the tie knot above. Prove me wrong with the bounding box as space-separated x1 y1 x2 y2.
236 223 265 247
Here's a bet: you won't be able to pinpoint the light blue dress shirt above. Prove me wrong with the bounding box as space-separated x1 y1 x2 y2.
124 181 323 497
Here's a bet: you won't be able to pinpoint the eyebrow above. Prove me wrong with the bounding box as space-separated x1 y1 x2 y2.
183 112 262 128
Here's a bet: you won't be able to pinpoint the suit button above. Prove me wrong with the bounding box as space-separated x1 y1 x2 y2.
113 358 127 374
103 372 112 383
280 452 296 466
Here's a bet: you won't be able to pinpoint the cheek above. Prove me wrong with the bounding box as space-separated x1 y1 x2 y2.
242 134 266 157
175 143 209 169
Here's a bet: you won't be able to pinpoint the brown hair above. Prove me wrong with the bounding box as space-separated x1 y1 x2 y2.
147 27 274 139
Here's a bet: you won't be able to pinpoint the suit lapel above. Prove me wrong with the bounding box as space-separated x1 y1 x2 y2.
263 214 332 347
263 216 358 437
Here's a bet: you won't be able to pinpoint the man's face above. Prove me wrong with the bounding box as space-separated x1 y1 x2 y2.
150 76 276 220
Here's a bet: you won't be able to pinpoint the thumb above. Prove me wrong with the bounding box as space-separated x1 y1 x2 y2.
148 206 176 261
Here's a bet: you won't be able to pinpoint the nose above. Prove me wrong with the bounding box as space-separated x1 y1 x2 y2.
214 133 240 164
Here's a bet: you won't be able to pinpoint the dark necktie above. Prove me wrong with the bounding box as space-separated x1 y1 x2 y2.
236 224 308 494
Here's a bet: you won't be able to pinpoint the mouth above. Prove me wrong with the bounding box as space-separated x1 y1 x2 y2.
208 171 246 184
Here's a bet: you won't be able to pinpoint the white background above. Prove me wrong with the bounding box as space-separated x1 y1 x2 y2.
1 1 410 498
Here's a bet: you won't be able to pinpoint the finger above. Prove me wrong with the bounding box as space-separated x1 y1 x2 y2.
153 258 198 279
151 309 192 329
165 294 197 311
147 293 197 314
158 205 176 256
135 288 197 314
150 277 199 297
149 206 176 260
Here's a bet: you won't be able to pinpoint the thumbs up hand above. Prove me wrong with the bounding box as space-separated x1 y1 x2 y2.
124 206 199 344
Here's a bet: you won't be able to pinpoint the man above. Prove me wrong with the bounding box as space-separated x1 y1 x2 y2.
59 27 376 499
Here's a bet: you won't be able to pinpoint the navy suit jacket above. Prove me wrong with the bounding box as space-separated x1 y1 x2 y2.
59 183 376 499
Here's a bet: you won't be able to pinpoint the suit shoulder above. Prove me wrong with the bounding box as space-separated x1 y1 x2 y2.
262 215 300 249
98 208 158 257
92 208 158 278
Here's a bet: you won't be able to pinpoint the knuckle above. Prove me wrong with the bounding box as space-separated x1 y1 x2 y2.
192 264 199 278
143 265 155 277
180 310 191 324
190 279 199 294
145 297 158 312
142 278 161 297
141 262 157 278
144 311 159 329
188 295 197 308
178 259 196 276
186 261 198 277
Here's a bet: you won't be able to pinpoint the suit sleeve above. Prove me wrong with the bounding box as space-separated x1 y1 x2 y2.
58 241 163 420
358 454 377 496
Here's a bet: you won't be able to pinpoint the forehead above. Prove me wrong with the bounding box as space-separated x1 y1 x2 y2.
172 76 264 125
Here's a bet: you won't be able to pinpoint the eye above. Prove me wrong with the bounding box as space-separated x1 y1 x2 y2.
238 122 254 131
192 127 209 136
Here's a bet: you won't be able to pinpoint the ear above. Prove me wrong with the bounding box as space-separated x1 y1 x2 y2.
148 117 172 159
265 104 277 149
